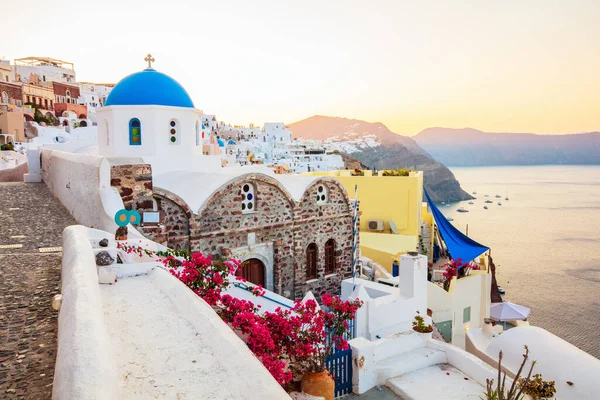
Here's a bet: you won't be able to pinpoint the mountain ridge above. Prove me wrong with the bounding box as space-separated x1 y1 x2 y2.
413 127 600 166
287 115 472 202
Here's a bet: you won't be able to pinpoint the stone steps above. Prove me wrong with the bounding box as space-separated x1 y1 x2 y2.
386 364 485 400
376 346 447 384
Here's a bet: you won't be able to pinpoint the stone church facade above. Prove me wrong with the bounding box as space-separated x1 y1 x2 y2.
110 163 358 300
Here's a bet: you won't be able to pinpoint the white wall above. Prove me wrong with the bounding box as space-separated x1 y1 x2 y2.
452 273 490 349
56 225 290 399
13 64 76 83
427 272 491 349
96 105 224 175
40 149 144 239
97 105 203 158
343 255 428 340
53 225 119 400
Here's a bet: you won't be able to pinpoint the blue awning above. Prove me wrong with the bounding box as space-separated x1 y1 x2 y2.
425 190 489 265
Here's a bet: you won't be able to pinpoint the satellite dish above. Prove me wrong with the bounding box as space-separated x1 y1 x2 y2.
389 220 398 234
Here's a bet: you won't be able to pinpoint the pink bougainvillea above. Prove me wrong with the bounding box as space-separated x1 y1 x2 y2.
441 258 482 291
117 244 362 388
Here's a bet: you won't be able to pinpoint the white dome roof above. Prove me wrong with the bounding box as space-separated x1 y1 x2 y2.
485 326 600 400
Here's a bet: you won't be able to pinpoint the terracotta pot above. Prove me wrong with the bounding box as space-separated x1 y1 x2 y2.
301 370 334 400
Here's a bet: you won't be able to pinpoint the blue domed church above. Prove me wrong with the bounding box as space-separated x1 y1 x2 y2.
95 56 356 300
96 55 220 173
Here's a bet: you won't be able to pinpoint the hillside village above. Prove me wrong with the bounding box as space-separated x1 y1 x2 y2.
1 56 599 400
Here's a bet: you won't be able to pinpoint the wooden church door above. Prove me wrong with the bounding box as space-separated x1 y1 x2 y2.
236 258 265 287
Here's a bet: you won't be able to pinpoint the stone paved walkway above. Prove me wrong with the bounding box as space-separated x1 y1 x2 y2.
0 183 76 399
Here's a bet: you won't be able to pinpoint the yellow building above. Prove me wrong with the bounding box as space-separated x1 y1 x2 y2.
302 169 428 271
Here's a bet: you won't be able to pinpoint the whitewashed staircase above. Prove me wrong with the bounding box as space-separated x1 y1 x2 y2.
375 332 447 384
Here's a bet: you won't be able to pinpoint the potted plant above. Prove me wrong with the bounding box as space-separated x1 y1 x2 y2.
412 311 433 342
518 374 556 400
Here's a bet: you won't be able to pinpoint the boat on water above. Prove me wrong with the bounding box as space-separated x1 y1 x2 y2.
485 200 493 204
468 201 474 205
498 286 506 295
505 197 509 201
495 194 501 198
484 206 488 209
445 204 451 208
472 191 477 195
498 202 502 206
447 217 454 222
484 194 489 197
457 207 469 213
441 201 446 205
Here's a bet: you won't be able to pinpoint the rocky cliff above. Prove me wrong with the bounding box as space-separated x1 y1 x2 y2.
288 116 472 202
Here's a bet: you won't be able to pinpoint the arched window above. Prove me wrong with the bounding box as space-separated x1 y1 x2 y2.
241 183 255 214
316 184 328 204
306 243 318 279
195 121 200 146
1 91 7 103
169 119 180 144
129 118 141 145
65 89 71 97
324 239 336 274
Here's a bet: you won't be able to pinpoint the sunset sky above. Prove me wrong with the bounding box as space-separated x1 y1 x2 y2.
2 0 599 135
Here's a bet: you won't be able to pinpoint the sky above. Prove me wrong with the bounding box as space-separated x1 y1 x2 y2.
1 0 599 135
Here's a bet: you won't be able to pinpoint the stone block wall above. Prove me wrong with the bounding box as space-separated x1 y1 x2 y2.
109 164 153 209
191 175 356 299
293 181 355 299
154 189 191 251
109 168 357 300
108 163 168 245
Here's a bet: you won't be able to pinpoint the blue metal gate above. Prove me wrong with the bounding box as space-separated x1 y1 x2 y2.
325 319 354 397
326 347 353 397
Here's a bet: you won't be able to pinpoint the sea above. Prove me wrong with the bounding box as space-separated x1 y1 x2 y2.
441 165 600 359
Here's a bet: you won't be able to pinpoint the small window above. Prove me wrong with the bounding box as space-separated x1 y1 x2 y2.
129 118 141 145
463 306 471 323
316 184 328 204
324 239 336 274
169 119 180 144
306 243 318 279
66 89 71 97
241 183 255 214
1 91 7 103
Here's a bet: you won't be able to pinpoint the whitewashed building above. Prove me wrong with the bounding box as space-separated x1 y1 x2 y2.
77 82 114 118
12 57 76 84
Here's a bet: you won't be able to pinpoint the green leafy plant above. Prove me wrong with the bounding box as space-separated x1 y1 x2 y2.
381 168 413 177
418 235 428 256
518 374 556 399
481 346 536 400
412 312 433 333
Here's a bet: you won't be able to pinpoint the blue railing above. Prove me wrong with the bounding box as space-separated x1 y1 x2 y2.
233 282 292 309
